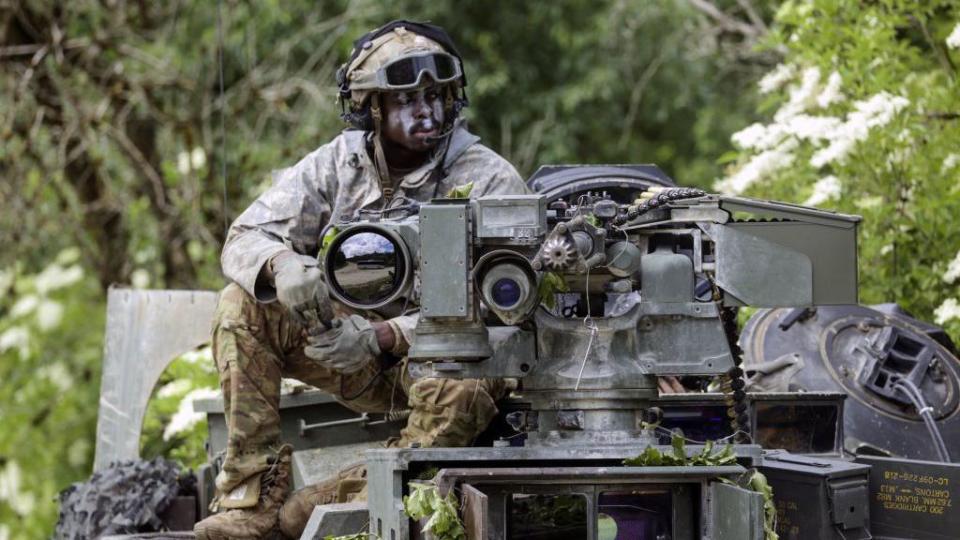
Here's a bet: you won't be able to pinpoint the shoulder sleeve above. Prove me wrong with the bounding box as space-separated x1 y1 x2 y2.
449 143 530 197
221 141 339 301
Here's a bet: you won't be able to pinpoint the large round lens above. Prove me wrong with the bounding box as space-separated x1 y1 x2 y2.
491 278 522 308
327 228 408 308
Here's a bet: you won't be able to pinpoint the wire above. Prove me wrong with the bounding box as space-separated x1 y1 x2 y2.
340 366 388 402
574 256 598 391
893 379 951 462
216 0 229 237
652 425 753 446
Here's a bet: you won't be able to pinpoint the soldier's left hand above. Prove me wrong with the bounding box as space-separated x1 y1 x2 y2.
303 314 381 373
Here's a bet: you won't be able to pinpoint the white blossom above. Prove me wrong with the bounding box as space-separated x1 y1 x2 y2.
157 379 193 399
944 250 960 283
758 63 796 94
804 175 842 206
0 326 30 356
68 439 90 468
180 346 213 364
854 195 884 209
10 295 39 318
176 152 191 175
816 71 844 108
56 247 81 265
775 66 822 121
131 268 151 289
880 244 894 256
0 268 13 294
38 362 73 391
947 23 960 50
190 147 207 169
33 263 84 294
934 298 960 325
810 92 910 168
731 123 776 150
163 387 219 440
0 462 36 516
716 139 798 194
781 114 843 142
0 462 18 499
177 147 207 174
942 153 959 173
36 299 64 330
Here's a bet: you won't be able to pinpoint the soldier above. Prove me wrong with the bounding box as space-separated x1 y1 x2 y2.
194 20 529 540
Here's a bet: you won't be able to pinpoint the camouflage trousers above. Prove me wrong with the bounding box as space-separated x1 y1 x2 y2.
212 283 508 495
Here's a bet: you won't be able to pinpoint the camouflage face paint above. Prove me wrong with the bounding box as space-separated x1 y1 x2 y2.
381 84 446 158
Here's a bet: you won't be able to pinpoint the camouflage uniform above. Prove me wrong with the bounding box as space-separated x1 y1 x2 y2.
214 124 528 500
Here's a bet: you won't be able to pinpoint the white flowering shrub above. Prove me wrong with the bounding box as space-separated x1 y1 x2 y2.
140 348 220 469
720 0 960 341
0 250 104 538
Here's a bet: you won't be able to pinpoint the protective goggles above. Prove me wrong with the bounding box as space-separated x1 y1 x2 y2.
375 52 462 90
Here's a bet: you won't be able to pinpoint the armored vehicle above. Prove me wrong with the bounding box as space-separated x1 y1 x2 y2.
90 165 959 540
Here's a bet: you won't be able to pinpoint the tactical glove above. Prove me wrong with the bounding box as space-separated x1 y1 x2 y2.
270 251 334 328
303 315 381 374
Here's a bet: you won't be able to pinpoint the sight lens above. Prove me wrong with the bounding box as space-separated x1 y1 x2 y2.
491 278 522 308
327 229 407 308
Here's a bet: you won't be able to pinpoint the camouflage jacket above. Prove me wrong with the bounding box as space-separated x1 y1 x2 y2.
221 124 528 345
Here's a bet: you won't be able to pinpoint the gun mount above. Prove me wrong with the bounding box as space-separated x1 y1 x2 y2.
321 181 860 451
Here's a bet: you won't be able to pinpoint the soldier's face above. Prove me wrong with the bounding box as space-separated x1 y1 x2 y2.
380 85 445 153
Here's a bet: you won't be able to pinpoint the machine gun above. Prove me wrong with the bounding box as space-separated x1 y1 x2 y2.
322 184 859 444
317 172 870 539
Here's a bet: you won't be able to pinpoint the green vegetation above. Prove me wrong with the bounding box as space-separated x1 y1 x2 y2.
2 1 958 537
403 482 465 540
625 435 777 540
720 0 960 336
623 434 737 467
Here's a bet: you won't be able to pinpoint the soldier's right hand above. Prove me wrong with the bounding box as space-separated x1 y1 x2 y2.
270 251 334 327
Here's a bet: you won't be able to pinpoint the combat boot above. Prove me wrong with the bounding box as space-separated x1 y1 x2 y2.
278 461 367 538
194 445 293 540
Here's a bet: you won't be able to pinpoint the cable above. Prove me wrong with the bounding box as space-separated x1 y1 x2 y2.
574 256 598 391
653 425 752 446
340 366 388 402
898 380 949 461
893 379 951 462
216 0 229 237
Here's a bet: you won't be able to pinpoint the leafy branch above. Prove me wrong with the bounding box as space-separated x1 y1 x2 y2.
403 482 465 540
624 435 778 540
623 434 737 467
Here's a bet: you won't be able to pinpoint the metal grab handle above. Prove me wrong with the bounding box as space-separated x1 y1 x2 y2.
299 413 370 437
298 409 412 437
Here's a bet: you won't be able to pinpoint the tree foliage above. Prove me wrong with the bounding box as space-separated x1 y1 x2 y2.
720 0 960 339
1 1 778 537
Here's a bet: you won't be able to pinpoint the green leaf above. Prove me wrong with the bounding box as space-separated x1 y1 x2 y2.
403 482 465 540
671 434 687 464
537 271 569 310
445 181 474 199
324 534 371 540
748 470 779 540
320 226 340 258
625 434 737 467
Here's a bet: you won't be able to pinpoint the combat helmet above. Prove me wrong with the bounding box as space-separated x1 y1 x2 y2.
336 20 469 133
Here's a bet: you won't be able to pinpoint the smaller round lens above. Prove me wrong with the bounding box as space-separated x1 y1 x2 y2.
491 278 522 308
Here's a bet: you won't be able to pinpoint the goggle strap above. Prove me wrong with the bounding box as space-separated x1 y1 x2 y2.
369 94 394 203
445 85 454 112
